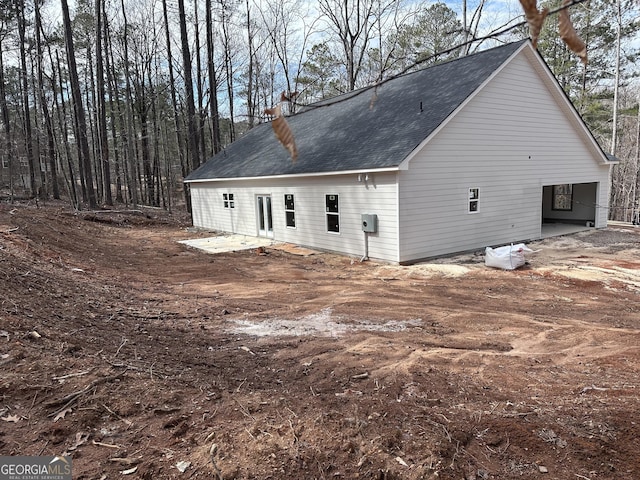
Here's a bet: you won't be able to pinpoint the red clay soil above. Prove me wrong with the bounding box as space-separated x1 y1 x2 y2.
1 201 640 479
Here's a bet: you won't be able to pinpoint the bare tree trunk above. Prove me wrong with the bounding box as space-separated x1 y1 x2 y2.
194 0 207 164
162 0 190 210
205 0 222 154
35 2 60 199
634 95 640 224
136 83 153 204
178 0 201 172
55 49 79 209
150 21 164 209
17 0 37 197
161 121 172 212
220 0 236 141
461 0 468 53
95 0 112 205
146 50 161 207
30 59 47 199
103 5 123 203
464 0 486 55
85 47 103 203
610 0 622 156
246 0 256 128
0 34 15 202
68 65 87 201
61 0 97 208
120 0 138 207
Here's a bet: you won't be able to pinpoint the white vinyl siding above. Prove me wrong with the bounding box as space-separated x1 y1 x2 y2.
190 173 400 262
189 45 611 264
397 50 611 263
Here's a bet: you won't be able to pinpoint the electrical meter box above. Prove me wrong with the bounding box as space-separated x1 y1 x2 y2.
361 214 378 233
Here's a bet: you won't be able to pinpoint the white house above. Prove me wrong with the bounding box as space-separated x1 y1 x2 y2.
185 40 615 264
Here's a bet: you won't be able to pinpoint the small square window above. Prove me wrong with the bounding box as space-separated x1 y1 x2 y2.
286 211 295 227
468 188 479 213
223 193 235 208
285 194 295 211
326 194 339 213
327 214 339 232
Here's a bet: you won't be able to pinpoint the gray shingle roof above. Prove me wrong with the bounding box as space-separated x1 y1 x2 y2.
186 40 527 181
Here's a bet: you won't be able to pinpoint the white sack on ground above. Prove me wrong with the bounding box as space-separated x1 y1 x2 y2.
485 243 534 270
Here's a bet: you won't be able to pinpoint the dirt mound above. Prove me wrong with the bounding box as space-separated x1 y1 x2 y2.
1 202 640 479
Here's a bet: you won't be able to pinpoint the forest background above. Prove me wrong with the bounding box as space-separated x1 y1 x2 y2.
0 0 638 220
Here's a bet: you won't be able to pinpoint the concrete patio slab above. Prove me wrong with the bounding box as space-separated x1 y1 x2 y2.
179 234 274 254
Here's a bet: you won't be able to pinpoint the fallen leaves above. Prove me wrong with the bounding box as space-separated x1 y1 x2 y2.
1 414 21 423
54 407 73 422
519 0 587 64
264 93 298 162
558 0 588 64
519 0 549 47
69 432 89 451
60 431 90 457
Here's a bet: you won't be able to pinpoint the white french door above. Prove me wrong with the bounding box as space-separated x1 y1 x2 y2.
256 195 274 238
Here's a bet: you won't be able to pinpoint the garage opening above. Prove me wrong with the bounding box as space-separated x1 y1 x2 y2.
541 182 598 238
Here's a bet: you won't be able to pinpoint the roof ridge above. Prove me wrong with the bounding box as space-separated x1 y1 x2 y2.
298 39 530 115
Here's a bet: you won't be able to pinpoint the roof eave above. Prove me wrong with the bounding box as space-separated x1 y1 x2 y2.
605 153 620 165
184 166 400 183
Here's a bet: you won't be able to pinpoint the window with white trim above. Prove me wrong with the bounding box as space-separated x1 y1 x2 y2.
284 194 295 228
552 184 573 211
468 188 479 213
223 193 235 208
326 194 339 233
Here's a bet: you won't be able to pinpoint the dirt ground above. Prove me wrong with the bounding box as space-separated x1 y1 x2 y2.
1 201 640 480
